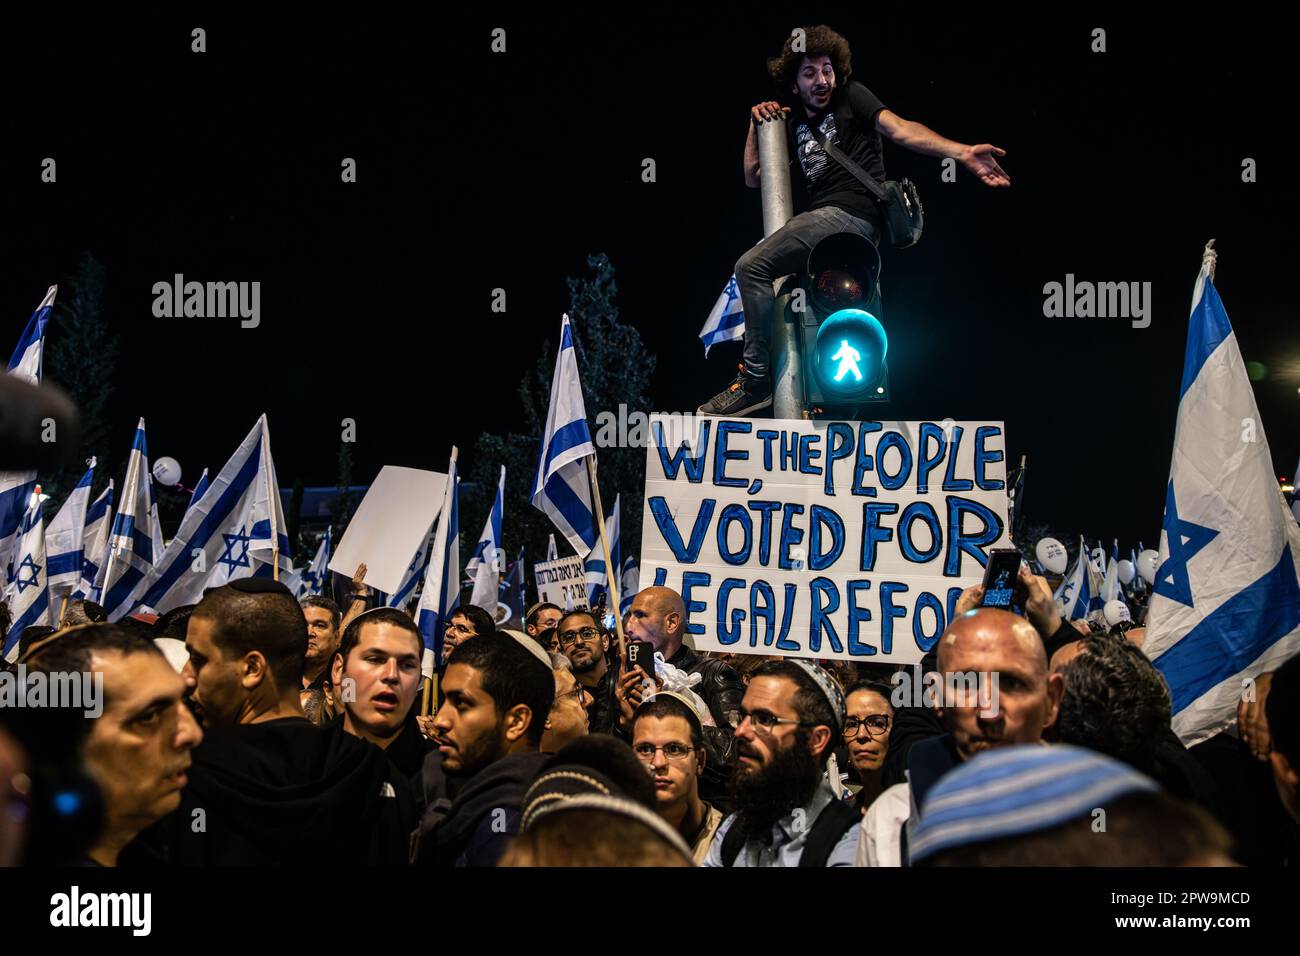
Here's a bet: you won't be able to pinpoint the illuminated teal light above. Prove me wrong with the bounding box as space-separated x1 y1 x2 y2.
831 340 862 382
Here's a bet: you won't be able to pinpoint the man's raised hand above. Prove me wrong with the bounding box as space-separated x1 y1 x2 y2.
960 143 1011 187
751 101 789 125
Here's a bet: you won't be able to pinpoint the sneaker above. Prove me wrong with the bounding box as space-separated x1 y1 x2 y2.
697 365 773 417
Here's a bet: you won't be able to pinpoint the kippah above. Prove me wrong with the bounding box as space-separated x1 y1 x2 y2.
227 577 295 597
523 792 693 860
643 690 706 734
908 744 1160 864
789 660 846 732
521 766 622 829
499 627 553 669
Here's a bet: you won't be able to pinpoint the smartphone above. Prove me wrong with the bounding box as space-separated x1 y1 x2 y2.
627 639 656 675
980 548 1025 614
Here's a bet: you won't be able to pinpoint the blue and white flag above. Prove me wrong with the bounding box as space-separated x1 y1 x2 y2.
531 315 598 556
1100 539 1123 603
501 546 526 625
0 286 57 580
130 415 293 616
297 528 331 598
148 474 165 570
584 494 621 610
1145 252 1300 746
1054 536 1094 622
417 448 460 677
469 465 506 613
45 459 96 596
3 490 50 660
74 480 114 601
386 521 435 610
620 554 639 616
546 534 558 562
186 468 210 517
101 418 162 619
699 275 745 356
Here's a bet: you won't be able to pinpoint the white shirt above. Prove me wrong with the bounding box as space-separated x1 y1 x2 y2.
855 781 911 867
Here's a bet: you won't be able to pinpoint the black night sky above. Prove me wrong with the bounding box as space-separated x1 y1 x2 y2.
2 6 1295 553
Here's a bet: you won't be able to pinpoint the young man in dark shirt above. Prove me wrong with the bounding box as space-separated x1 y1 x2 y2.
699 24 1011 417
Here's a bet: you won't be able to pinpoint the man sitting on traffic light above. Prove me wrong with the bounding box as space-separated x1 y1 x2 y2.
698 24 1010 418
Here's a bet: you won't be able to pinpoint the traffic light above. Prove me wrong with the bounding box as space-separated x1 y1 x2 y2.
799 232 889 406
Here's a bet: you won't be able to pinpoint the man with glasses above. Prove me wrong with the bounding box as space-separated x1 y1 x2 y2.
632 693 724 863
556 610 618 734
703 659 861 866
842 681 894 814
541 653 592 752
443 605 495 657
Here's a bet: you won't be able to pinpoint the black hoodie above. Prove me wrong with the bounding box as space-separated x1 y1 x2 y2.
125 717 415 866
413 748 548 867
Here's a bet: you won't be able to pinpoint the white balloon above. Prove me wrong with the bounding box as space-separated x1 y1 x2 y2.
1137 549 1160 586
153 456 182 487
1034 537 1069 575
1117 559 1136 585
1103 600 1132 626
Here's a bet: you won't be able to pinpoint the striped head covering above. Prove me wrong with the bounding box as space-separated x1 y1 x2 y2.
907 744 1160 864
788 660 846 733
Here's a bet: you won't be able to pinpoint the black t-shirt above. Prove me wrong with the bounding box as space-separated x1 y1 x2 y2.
786 80 888 226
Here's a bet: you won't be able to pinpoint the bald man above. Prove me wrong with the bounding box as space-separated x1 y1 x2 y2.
856 607 1064 866
625 586 744 730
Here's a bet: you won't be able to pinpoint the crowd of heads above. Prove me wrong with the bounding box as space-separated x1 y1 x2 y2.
1 559 1297 869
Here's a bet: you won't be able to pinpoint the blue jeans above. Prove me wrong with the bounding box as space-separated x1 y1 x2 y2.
735 206 879 382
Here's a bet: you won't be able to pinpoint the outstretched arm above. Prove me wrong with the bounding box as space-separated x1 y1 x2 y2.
875 108 1011 187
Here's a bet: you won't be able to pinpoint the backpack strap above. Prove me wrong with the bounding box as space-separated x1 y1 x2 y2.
799 799 862 868
720 815 747 867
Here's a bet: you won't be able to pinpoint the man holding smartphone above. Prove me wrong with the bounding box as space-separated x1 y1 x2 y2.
698 24 1010 417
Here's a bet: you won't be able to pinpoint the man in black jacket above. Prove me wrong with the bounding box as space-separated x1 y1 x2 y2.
699 24 1010 417
413 633 554 866
127 578 415 866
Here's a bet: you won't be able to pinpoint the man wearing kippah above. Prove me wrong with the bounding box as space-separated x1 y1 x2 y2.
703 659 860 866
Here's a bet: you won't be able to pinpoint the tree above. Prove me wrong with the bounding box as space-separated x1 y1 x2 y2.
464 254 657 603
43 253 120 504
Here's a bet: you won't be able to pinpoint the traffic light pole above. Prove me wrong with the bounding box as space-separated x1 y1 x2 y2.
757 116 806 420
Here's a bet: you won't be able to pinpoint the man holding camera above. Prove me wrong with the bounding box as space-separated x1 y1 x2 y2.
699 24 1010 417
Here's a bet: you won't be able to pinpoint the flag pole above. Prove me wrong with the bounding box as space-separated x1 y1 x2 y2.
263 417 280 582
585 457 626 664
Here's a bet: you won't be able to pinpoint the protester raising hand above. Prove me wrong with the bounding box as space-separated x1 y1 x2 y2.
1238 670 1274 762
615 665 661 733
1018 566 1063 642
340 563 371 635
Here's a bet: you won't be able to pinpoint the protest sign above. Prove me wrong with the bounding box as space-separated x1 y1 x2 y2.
639 416 1011 664
534 555 589 611
329 466 447 595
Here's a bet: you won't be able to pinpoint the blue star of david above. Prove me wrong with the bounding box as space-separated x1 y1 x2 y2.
219 526 252 574
1153 481 1219 608
12 553 41 593
723 277 740 310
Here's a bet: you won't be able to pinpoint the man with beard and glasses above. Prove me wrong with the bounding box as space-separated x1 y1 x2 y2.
556 610 617 734
703 659 860 866
856 607 1063 867
413 633 554 866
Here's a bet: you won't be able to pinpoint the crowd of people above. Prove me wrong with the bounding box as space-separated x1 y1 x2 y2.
0 563 1297 868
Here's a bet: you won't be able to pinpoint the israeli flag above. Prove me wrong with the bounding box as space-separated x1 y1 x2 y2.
417 447 461 677
386 522 435 610
699 275 745 356
1144 254 1300 746
546 534 558 562
74 480 114 601
45 459 96 596
1100 539 1123 603
0 286 56 580
3 491 50 660
469 465 505 613
186 468 210 516
531 315 597 556
1054 536 1095 622
584 494 621 610
620 554 639 616
130 415 293 616
501 546 526 625
101 419 162 619
297 528 331 598
1292 454 1300 524
148 474 166 568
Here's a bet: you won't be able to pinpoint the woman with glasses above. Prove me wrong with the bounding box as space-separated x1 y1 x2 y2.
842 681 894 814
